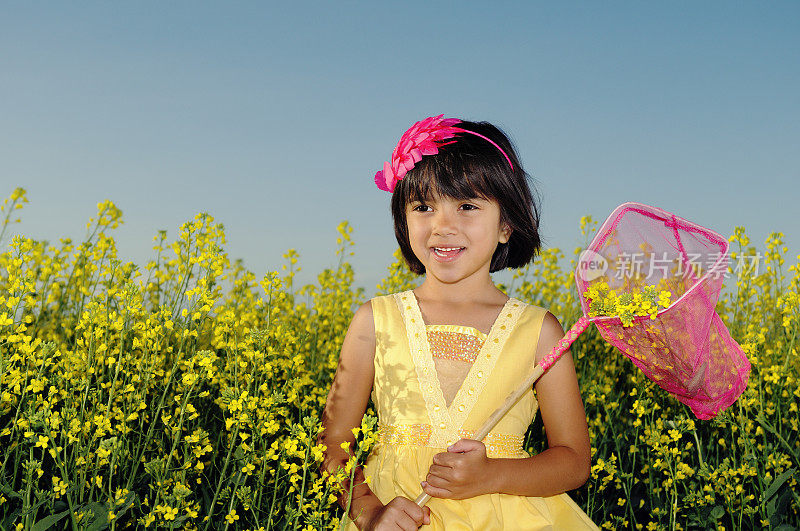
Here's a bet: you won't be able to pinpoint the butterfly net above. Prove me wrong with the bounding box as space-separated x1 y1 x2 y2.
575 202 750 419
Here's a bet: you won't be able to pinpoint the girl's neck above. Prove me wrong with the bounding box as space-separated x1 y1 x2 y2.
414 276 507 306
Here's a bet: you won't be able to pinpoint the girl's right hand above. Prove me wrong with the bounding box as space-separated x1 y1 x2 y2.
363 496 431 530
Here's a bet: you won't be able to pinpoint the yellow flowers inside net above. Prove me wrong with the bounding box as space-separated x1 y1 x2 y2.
584 281 672 326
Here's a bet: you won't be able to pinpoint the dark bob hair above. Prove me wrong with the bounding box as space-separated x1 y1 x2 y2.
390 120 541 275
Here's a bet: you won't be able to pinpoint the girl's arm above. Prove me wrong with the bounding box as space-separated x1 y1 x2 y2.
422 311 591 499
317 301 383 526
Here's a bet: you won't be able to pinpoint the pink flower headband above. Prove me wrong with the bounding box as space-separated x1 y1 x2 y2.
374 115 514 192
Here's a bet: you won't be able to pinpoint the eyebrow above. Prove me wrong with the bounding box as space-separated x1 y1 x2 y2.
409 194 488 203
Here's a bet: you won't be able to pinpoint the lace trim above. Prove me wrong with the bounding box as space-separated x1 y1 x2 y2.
449 298 525 432
377 423 527 458
396 292 453 447
394 291 526 446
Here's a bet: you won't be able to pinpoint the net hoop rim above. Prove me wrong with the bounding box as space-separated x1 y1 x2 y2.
576 201 730 325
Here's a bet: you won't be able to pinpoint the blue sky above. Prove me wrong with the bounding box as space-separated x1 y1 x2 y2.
2 2 798 295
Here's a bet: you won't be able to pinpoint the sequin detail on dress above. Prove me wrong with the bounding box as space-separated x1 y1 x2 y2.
426 325 486 363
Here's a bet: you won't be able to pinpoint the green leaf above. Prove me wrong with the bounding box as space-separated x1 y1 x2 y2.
171 514 191 527
112 492 137 522
84 501 110 531
762 468 795 503
0 483 22 498
710 505 724 520
31 509 71 531
770 490 794 527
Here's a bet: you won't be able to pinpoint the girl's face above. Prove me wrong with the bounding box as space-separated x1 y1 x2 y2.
405 192 510 286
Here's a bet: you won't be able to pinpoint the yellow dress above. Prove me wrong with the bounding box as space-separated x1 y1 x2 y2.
343 291 598 530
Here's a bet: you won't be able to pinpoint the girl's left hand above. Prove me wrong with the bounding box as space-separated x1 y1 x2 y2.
421 439 495 500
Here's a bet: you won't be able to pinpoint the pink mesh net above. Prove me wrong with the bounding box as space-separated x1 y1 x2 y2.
575 202 751 419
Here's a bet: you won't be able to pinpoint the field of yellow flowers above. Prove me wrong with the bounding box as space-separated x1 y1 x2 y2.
0 187 798 530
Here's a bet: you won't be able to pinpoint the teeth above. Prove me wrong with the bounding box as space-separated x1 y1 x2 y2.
433 247 464 257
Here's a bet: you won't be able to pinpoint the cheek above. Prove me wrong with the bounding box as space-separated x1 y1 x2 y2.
406 219 428 239
465 220 500 241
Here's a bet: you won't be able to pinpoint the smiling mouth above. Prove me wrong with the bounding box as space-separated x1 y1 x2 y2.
432 247 465 260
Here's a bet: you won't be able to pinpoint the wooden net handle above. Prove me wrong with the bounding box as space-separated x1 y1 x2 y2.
415 315 591 507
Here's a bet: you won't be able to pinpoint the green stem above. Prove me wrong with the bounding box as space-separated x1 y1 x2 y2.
755 414 800 465
783 323 797 371
202 421 241 531
692 428 704 467
338 447 362 531
222 471 244 531
0 197 18 243
266 455 282 529
124 351 182 493
292 443 311 531
24 447 33 531
108 454 117 531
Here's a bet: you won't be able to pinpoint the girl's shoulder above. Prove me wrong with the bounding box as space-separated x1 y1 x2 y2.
366 291 407 325
534 310 568 364
348 299 375 337
366 290 415 310
504 296 551 325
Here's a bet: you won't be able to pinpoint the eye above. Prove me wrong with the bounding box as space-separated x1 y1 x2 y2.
411 204 432 212
460 203 479 211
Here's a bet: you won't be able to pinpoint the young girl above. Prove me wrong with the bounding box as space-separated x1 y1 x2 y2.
319 116 598 530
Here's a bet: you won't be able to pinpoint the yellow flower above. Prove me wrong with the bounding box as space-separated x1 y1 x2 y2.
52 477 68 497
225 509 239 523
161 505 178 521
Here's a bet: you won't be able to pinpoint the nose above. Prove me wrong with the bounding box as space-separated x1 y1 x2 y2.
432 208 457 236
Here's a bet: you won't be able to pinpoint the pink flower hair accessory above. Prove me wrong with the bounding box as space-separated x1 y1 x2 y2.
374 115 514 192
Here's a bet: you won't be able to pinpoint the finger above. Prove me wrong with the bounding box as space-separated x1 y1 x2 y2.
397 498 425 521
423 506 431 525
447 438 468 451
401 504 425 528
399 516 417 531
426 466 455 483
397 510 418 531
449 439 484 453
421 480 452 499
424 472 451 489
432 453 456 467
432 452 454 466
427 464 452 478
